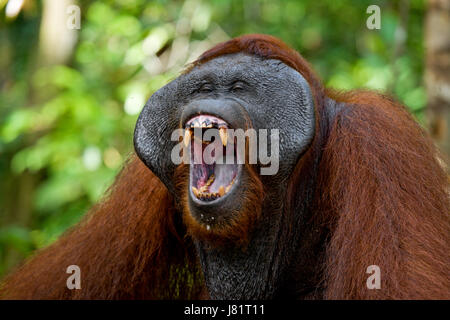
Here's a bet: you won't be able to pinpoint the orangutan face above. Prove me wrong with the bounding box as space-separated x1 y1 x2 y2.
134 53 315 243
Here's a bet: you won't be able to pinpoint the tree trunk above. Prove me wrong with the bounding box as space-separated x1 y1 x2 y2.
425 0 450 169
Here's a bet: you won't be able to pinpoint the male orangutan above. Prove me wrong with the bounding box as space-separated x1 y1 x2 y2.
1 34 449 300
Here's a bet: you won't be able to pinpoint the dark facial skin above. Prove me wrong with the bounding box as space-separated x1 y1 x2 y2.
134 53 316 299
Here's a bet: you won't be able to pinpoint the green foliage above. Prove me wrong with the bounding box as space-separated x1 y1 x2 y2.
0 0 427 276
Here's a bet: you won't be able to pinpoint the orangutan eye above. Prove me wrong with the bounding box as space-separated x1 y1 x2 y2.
199 83 213 93
231 81 245 92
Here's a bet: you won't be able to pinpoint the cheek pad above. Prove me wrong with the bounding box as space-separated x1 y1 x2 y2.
243 62 315 179
134 78 186 194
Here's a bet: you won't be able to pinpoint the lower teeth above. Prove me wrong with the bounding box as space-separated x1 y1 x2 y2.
192 174 235 201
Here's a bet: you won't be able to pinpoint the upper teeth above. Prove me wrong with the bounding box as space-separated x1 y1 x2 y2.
183 127 228 147
184 129 191 147
219 127 227 146
184 115 229 147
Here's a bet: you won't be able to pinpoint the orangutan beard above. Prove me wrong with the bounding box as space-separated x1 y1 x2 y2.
173 162 264 248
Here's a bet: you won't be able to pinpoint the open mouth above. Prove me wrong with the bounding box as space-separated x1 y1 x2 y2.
185 115 239 202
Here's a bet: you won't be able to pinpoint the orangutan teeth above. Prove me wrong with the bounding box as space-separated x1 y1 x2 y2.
184 129 191 147
192 186 199 197
184 115 232 149
190 120 201 128
201 121 213 128
192 189 223 201
219 127 227 146
192 174 236 202
218 186 225 196
194 191 221 201
186 115 229 130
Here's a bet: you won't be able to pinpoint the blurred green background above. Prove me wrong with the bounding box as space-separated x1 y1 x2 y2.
0 0 443 277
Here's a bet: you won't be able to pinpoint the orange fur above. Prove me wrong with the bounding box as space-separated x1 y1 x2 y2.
174 162 263 248
316 90 450 299
0 157 203 299
1 35 448 299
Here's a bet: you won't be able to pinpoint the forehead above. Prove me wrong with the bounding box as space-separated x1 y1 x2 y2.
184 53 294 83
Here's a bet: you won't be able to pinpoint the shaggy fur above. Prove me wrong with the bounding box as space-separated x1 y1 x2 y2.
175 162 264 248
1 34 448 299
